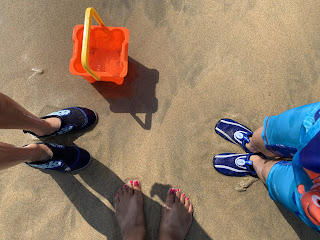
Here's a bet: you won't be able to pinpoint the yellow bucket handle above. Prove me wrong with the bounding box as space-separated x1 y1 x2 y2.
81 8 105 81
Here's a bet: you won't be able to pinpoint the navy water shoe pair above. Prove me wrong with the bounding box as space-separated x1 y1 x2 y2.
24 107 97 172
213 119 257 177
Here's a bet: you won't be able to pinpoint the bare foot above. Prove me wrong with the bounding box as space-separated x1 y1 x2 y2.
159 188 193 240
115 180 146 240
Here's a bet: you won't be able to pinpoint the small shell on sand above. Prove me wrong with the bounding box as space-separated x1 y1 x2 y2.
235 177 259 192
31 68 43 74
28 68 44 80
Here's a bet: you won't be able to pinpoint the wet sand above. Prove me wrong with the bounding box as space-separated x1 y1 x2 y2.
0 1 320 239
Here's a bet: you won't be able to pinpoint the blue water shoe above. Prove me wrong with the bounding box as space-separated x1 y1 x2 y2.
25 143 91 172
215 119 253 153
23 107 97 138
213 153 256 177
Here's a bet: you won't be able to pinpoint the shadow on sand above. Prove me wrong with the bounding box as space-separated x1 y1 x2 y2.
49 158 212 239
274 202 320 240
91 57 159 130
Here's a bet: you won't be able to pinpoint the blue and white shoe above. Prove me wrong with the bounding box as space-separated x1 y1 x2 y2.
213 153 256 177
25 143 91 172
215 119 253 153
24 107 98 138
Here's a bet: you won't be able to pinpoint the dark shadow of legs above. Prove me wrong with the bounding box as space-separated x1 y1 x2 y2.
91 57 159 130
49 158 123 239
260 185 320 239
274 202 320 240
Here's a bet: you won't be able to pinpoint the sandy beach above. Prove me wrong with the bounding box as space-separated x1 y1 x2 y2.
1 0 320 239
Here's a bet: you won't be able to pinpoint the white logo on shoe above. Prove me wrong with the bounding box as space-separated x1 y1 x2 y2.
57 125 73 135
47 109 71 117
29 160 63 169
48 143 65 149
234 131 246 144
235 156 247 170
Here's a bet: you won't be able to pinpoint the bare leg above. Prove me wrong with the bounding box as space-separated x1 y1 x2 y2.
115 180 146 240
0 142 53 171
245 127 277 158
158 188 193 240
250 154 280 184
0 93 64 170
0 92 60 136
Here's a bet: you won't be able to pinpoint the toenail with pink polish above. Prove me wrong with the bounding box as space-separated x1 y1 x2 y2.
182 193 185 196
129 180 133 184
170 188 176 194
186 197 189 200
134 180 139 186
176 188 180 192
124 184 127 188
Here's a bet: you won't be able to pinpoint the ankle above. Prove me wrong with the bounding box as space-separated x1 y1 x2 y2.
245 138 259 153
29 118 61 136
23 144 53 163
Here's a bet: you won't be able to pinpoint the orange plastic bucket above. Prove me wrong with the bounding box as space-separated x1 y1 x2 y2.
69 8 129 84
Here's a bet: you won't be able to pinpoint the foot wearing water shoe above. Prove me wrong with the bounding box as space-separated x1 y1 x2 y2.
25 143 91 172
23 107 97 138
213 153 257 177
215 119 253 153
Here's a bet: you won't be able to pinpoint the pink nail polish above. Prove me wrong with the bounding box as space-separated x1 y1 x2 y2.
182 193 185 196
130 180 133 184
176 188 180 192
124 184 127 188
170 188 176 194
186 197 189 200
134 180 139 186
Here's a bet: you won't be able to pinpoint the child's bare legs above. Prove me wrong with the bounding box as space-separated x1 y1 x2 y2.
0 93 61 136
250 154 280 184
242 127 283 183
0 93 62 170
245 127 277 158
0 143 53 171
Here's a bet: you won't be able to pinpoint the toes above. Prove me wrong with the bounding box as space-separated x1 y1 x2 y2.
180 193 186 204
133 180 142 192
117 187 124 197
127 180 134 195
122 183 129 195
165 188 176 207
115 192 120 200
185 197 190 207
114 193 120 212
114 192 120 204
175 188 181 202
188 204 193 214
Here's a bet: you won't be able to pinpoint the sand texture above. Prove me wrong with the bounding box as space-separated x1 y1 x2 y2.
1 0 320 239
